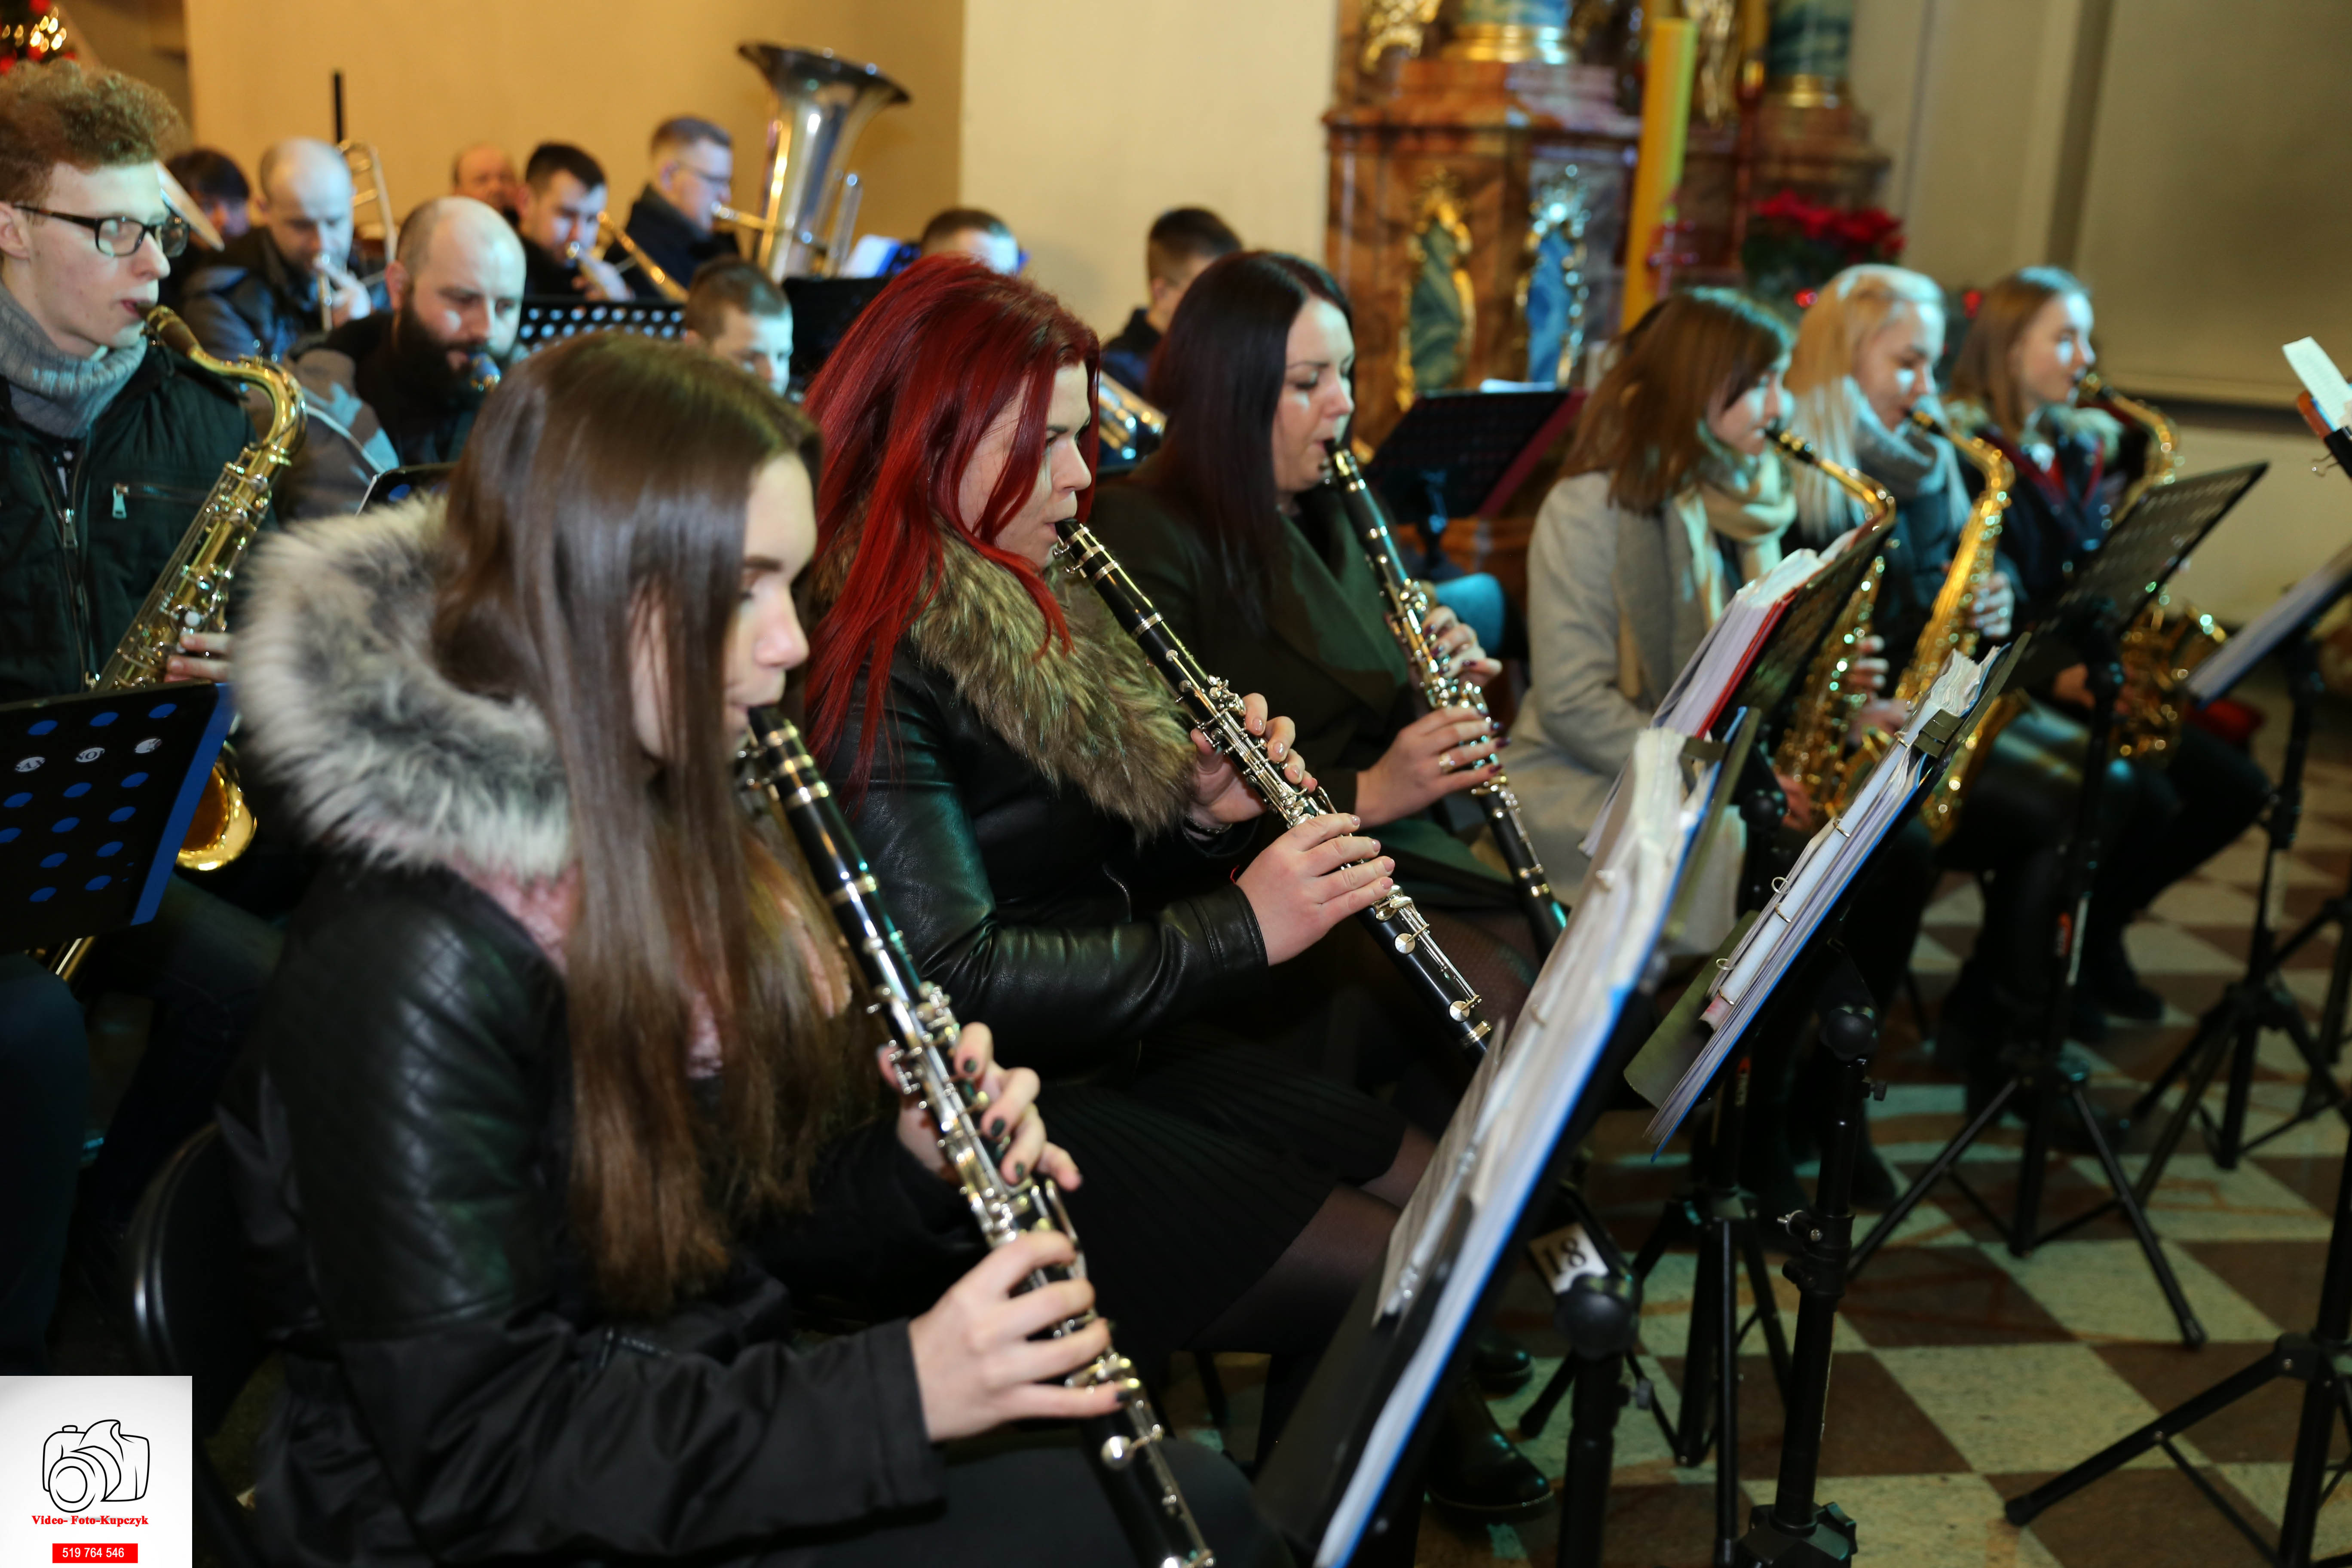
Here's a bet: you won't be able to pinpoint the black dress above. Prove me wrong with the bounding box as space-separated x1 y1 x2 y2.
827 641 1405 1353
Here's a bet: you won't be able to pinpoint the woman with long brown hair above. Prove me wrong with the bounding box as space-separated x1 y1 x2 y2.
1947 267 2266 1041
804 254 1551 1521
217 332 1280 1565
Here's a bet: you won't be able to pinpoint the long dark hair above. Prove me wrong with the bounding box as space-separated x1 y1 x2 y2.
803 255 1101 796
1567 288 1793 513
1139 250 1350 629
431 332 865 1316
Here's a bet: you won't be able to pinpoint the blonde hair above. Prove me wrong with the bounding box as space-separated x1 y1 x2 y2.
1784 265 1947 541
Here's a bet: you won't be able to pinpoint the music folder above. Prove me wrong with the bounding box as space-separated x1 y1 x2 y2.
1255 726 1714 1566
0 681 235 953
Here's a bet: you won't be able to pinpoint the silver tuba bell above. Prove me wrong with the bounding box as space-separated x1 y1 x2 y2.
729 43 910 282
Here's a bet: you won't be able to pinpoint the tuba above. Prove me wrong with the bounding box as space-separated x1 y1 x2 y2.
2080 371 2223 764
731 44 910 282
49 308 305 980
1767 429 1898 812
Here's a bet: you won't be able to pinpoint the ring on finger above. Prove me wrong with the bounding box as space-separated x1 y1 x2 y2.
1438 753 1457 773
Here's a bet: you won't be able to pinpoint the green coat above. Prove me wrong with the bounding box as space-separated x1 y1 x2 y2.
1087 469 1509 906
0 349 252 703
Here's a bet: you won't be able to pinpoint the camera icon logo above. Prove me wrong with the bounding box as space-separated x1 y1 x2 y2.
42 1421 149 1511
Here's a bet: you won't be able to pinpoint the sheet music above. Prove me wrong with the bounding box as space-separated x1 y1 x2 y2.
2186 539 2352 703
1638 654 1987 1148
2285 337 2351 430
1331 727 1702 1565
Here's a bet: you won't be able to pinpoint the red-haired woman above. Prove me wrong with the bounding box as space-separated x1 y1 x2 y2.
218 334 1282 1564
805 255 1550 1518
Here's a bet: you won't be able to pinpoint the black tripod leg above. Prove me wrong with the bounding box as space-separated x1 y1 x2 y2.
2216 995 2266 1170
2070 1081 2208 1348
1557 1356 1627 1568
1517 1356 1577 1441
1714 1212 1742 1568
2006 1343 2295 1525
2130 987 2240 1128
1738 1218 1795 1396
2133 1010 2241 1208
1850 1078 2019 1276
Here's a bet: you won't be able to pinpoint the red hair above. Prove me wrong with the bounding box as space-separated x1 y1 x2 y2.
804 255 1100 793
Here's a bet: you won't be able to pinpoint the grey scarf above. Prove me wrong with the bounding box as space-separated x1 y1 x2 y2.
1850 401 1945 502
0 278 146 438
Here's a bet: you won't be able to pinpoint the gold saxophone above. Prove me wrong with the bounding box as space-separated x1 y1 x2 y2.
48 308 306 981
1902 409 2019 844
2080 371 2223 764
1767 428 1898 810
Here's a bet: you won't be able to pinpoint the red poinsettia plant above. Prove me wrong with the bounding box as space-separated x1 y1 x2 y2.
1742 190 1906 320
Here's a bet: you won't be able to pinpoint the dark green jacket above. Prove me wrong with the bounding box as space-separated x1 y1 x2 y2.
1088 469 1508 904
0 348 252 703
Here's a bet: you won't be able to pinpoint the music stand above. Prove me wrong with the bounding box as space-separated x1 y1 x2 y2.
783 276 890 381
1849 461 2269 1349
1362 389 1578 573
513 298 686 358
0 682 234 953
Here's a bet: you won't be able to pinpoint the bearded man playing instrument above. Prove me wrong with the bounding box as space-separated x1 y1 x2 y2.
0 58 283 1372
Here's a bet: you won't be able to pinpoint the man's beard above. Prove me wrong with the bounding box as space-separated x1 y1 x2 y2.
389 308 502 411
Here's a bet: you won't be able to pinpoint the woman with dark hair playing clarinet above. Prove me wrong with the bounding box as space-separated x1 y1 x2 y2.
215 331 1283 1566
803 253 1552 1522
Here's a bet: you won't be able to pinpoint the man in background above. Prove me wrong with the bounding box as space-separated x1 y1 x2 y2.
609 116 739 297
280 196 524 518
165 147 249 243
1101 206 1239 391
683 258 791 398
918 206 1020 274
178 137 378 361
450 142 519 220
512 142 630 300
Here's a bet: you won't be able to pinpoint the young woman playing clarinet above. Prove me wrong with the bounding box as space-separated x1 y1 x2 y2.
1086 251 1532 1120
803 254 1551 1520
217 332 1282 1566
1946 267 2268 1039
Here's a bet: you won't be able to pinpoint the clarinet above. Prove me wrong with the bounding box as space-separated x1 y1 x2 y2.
1050 518 1496 1062
1311 444 1568 955
742 708 1213 1568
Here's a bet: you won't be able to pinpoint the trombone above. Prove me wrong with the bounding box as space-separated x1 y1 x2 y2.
594 212 687 302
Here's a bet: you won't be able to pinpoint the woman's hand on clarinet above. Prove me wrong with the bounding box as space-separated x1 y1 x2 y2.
909 1230 1124 1441
1354 705 1499 827
1188 691 1311 828
883 1021 1080 1192
1238 812 1393 965
1423 602 1504 690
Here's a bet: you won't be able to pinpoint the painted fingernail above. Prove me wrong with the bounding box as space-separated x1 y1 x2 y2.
1012 1161 1027 1181
987 1116 1006 1138
960 1056 978 1076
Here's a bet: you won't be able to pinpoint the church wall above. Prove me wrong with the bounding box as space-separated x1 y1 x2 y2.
181 0 965 255
959 0 1341 349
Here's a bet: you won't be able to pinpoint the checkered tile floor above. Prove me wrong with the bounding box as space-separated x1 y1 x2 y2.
1169 671 2352 1566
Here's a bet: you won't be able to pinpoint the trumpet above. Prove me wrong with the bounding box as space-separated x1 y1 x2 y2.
594 212 687 303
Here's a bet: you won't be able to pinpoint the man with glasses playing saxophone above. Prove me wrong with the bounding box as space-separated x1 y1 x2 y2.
0 59 283 1372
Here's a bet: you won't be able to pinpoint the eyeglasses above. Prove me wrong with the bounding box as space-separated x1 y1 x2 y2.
16 207 189 260
676 164 730 188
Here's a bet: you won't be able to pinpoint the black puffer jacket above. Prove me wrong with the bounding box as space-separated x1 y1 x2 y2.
221 497 974 1565
817 535 1266 1075
0 345 250 701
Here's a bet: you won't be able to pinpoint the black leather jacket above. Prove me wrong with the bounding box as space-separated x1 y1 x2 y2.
827 650 1267 1076
219 861 974 1565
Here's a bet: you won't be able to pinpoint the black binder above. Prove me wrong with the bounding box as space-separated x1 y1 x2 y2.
0 681 235 952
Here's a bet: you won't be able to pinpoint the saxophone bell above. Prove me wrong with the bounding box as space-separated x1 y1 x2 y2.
465 350 502 395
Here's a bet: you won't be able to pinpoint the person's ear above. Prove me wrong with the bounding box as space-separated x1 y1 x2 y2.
0 202 34 265
385 258 412 311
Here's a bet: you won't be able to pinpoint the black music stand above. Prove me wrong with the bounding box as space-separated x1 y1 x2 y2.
514 298 686 357
1849 461 2269 1349
1362 389 1577 574
0 683 234 952
2127 560 2352 1189
783 276 890 381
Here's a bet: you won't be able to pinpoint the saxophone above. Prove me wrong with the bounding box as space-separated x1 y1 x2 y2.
1900 408 2019 845
1051 516 1496 1062
1311 444 1567 953
740 710 1213 1568
1766 428 1897 812
48 308 306 980
2080 371 2222 764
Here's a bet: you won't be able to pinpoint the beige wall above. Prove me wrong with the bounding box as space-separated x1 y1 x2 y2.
959 0 1339 347
181 0 961 256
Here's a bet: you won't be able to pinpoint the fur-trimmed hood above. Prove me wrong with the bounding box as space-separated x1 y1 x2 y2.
237 495 573 879
814 527 1200 837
